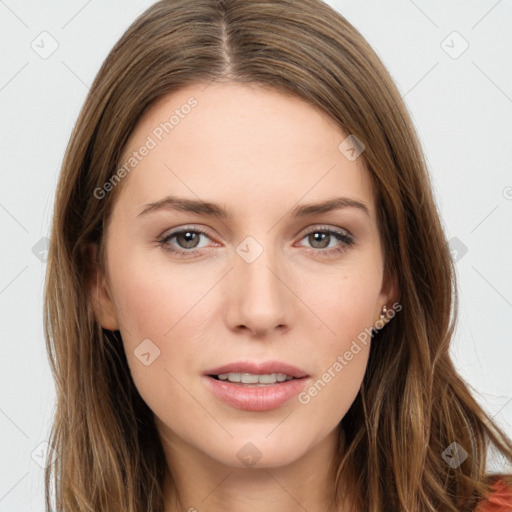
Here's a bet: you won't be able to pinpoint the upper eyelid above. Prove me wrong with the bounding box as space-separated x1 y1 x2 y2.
161 226 214 240
301 225 351 236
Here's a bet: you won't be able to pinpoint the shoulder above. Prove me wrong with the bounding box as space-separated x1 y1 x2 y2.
475 477 512 512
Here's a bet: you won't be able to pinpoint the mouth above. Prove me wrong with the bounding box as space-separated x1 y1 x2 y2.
202 361 310 411
208 372 301 386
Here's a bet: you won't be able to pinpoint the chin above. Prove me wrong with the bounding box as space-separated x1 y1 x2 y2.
203 430 313 469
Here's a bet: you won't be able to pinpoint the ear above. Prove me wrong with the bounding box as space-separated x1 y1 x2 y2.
83 243 120 331
377 263 400 323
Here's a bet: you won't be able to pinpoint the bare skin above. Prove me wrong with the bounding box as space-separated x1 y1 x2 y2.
89 81 398 512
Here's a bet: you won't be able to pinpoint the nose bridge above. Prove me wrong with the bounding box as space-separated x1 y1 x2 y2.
226 234 292 334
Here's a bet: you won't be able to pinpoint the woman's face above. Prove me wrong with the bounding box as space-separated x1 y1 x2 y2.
91 82 396 470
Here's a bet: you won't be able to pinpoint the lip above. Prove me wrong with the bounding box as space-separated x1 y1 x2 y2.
203 375 309 411
202 360 310 412
204 360 309 379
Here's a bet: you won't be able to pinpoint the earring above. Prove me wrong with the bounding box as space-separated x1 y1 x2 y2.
379 305 387 319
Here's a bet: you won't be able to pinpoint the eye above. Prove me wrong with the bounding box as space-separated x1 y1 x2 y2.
157 226 214 257
297 226 355 257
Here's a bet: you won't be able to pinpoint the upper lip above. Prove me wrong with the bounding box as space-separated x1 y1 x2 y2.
204 360 309 379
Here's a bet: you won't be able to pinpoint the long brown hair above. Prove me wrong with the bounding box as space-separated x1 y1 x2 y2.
43 0 512 510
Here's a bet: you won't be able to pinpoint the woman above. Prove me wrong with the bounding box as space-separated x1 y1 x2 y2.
43 0 512 511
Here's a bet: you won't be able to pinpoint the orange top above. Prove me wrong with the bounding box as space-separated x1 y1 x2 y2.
476 478 512 512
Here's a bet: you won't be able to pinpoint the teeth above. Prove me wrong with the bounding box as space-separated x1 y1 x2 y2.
217 372 294 384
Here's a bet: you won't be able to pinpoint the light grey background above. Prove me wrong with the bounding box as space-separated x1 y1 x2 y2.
0 0 511 509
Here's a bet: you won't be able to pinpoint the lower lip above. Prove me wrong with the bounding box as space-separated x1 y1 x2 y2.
203 375 309 411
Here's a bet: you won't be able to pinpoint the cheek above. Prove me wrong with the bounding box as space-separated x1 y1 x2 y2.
105 243 229 394
295 265 381 417
108 248 213 345
305 262 383 350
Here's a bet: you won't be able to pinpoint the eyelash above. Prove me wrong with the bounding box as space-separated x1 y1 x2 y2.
156 225 355 259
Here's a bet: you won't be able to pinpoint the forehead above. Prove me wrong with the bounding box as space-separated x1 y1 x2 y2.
114 82 375 219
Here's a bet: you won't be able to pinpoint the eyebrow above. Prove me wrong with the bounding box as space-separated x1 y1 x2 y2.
137 195 370 219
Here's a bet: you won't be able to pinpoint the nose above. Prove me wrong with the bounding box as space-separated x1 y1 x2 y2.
224 242 293 338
